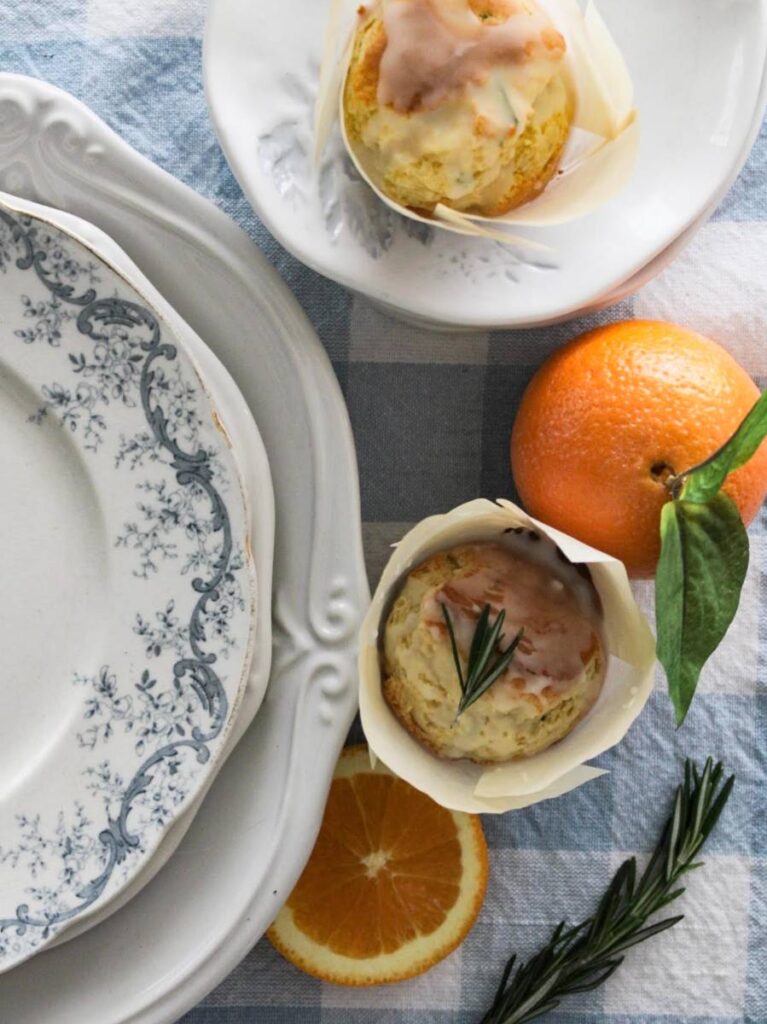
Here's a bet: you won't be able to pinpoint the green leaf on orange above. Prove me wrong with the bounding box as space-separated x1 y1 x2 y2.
656 494 749 726
682 390 767 503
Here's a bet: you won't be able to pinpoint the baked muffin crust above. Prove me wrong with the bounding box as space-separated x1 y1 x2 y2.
382 536 605 763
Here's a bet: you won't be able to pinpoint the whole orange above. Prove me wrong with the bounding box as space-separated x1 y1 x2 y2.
511 320 767 578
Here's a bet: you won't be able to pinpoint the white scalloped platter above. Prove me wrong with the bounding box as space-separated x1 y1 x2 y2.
204 0 767 329
0 73 367 1023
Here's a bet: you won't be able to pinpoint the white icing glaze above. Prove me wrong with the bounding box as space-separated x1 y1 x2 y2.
422 534 603 704
351 0 568 207
378 0 565 114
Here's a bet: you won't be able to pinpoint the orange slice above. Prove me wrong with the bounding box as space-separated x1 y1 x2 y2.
267 744 488 985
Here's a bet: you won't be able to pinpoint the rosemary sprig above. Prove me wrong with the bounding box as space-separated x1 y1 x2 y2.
441 602 524 717
478 757 735 1024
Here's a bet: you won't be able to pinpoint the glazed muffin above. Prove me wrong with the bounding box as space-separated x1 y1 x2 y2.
382 534 605 763
343 0 573 216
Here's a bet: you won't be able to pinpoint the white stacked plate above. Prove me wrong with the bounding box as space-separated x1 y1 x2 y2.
0 73 368 1022
204 0 767 329
0 190 271 970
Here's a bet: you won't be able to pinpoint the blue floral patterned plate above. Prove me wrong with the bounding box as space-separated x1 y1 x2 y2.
0 199 256 973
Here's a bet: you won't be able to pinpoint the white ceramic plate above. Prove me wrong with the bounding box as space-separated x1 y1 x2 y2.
0 73 367 1023
204 0 767 329
0 196 256 972
594 38 767 317
2 195 276 949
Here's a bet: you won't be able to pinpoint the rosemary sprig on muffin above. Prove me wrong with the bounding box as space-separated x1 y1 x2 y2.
441 602 524 718
477 757 735 1024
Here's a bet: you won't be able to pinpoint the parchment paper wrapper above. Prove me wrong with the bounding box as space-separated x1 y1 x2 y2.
319 0 639 244
358 499 656 813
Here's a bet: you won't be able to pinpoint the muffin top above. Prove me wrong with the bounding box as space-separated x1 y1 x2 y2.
376 0 566 117
343 0 572 214
382 534 606 762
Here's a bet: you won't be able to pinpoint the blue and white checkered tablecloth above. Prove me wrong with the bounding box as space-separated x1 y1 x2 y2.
3 1 767 1022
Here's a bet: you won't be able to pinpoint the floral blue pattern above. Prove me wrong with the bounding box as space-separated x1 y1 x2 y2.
256 66 548 282
0 206 252 965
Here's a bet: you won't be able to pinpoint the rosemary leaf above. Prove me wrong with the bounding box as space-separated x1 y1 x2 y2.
441 602 524 718
559 959 622 994
468 604 494 683
702 775 735 836
441 601 466 693
603 915 683 957
469 611 508 692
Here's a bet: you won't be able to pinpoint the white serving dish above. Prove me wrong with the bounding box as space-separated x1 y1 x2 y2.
204 0 767 330
0 194 257 971
594 39 767 317
0 73 367 1023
